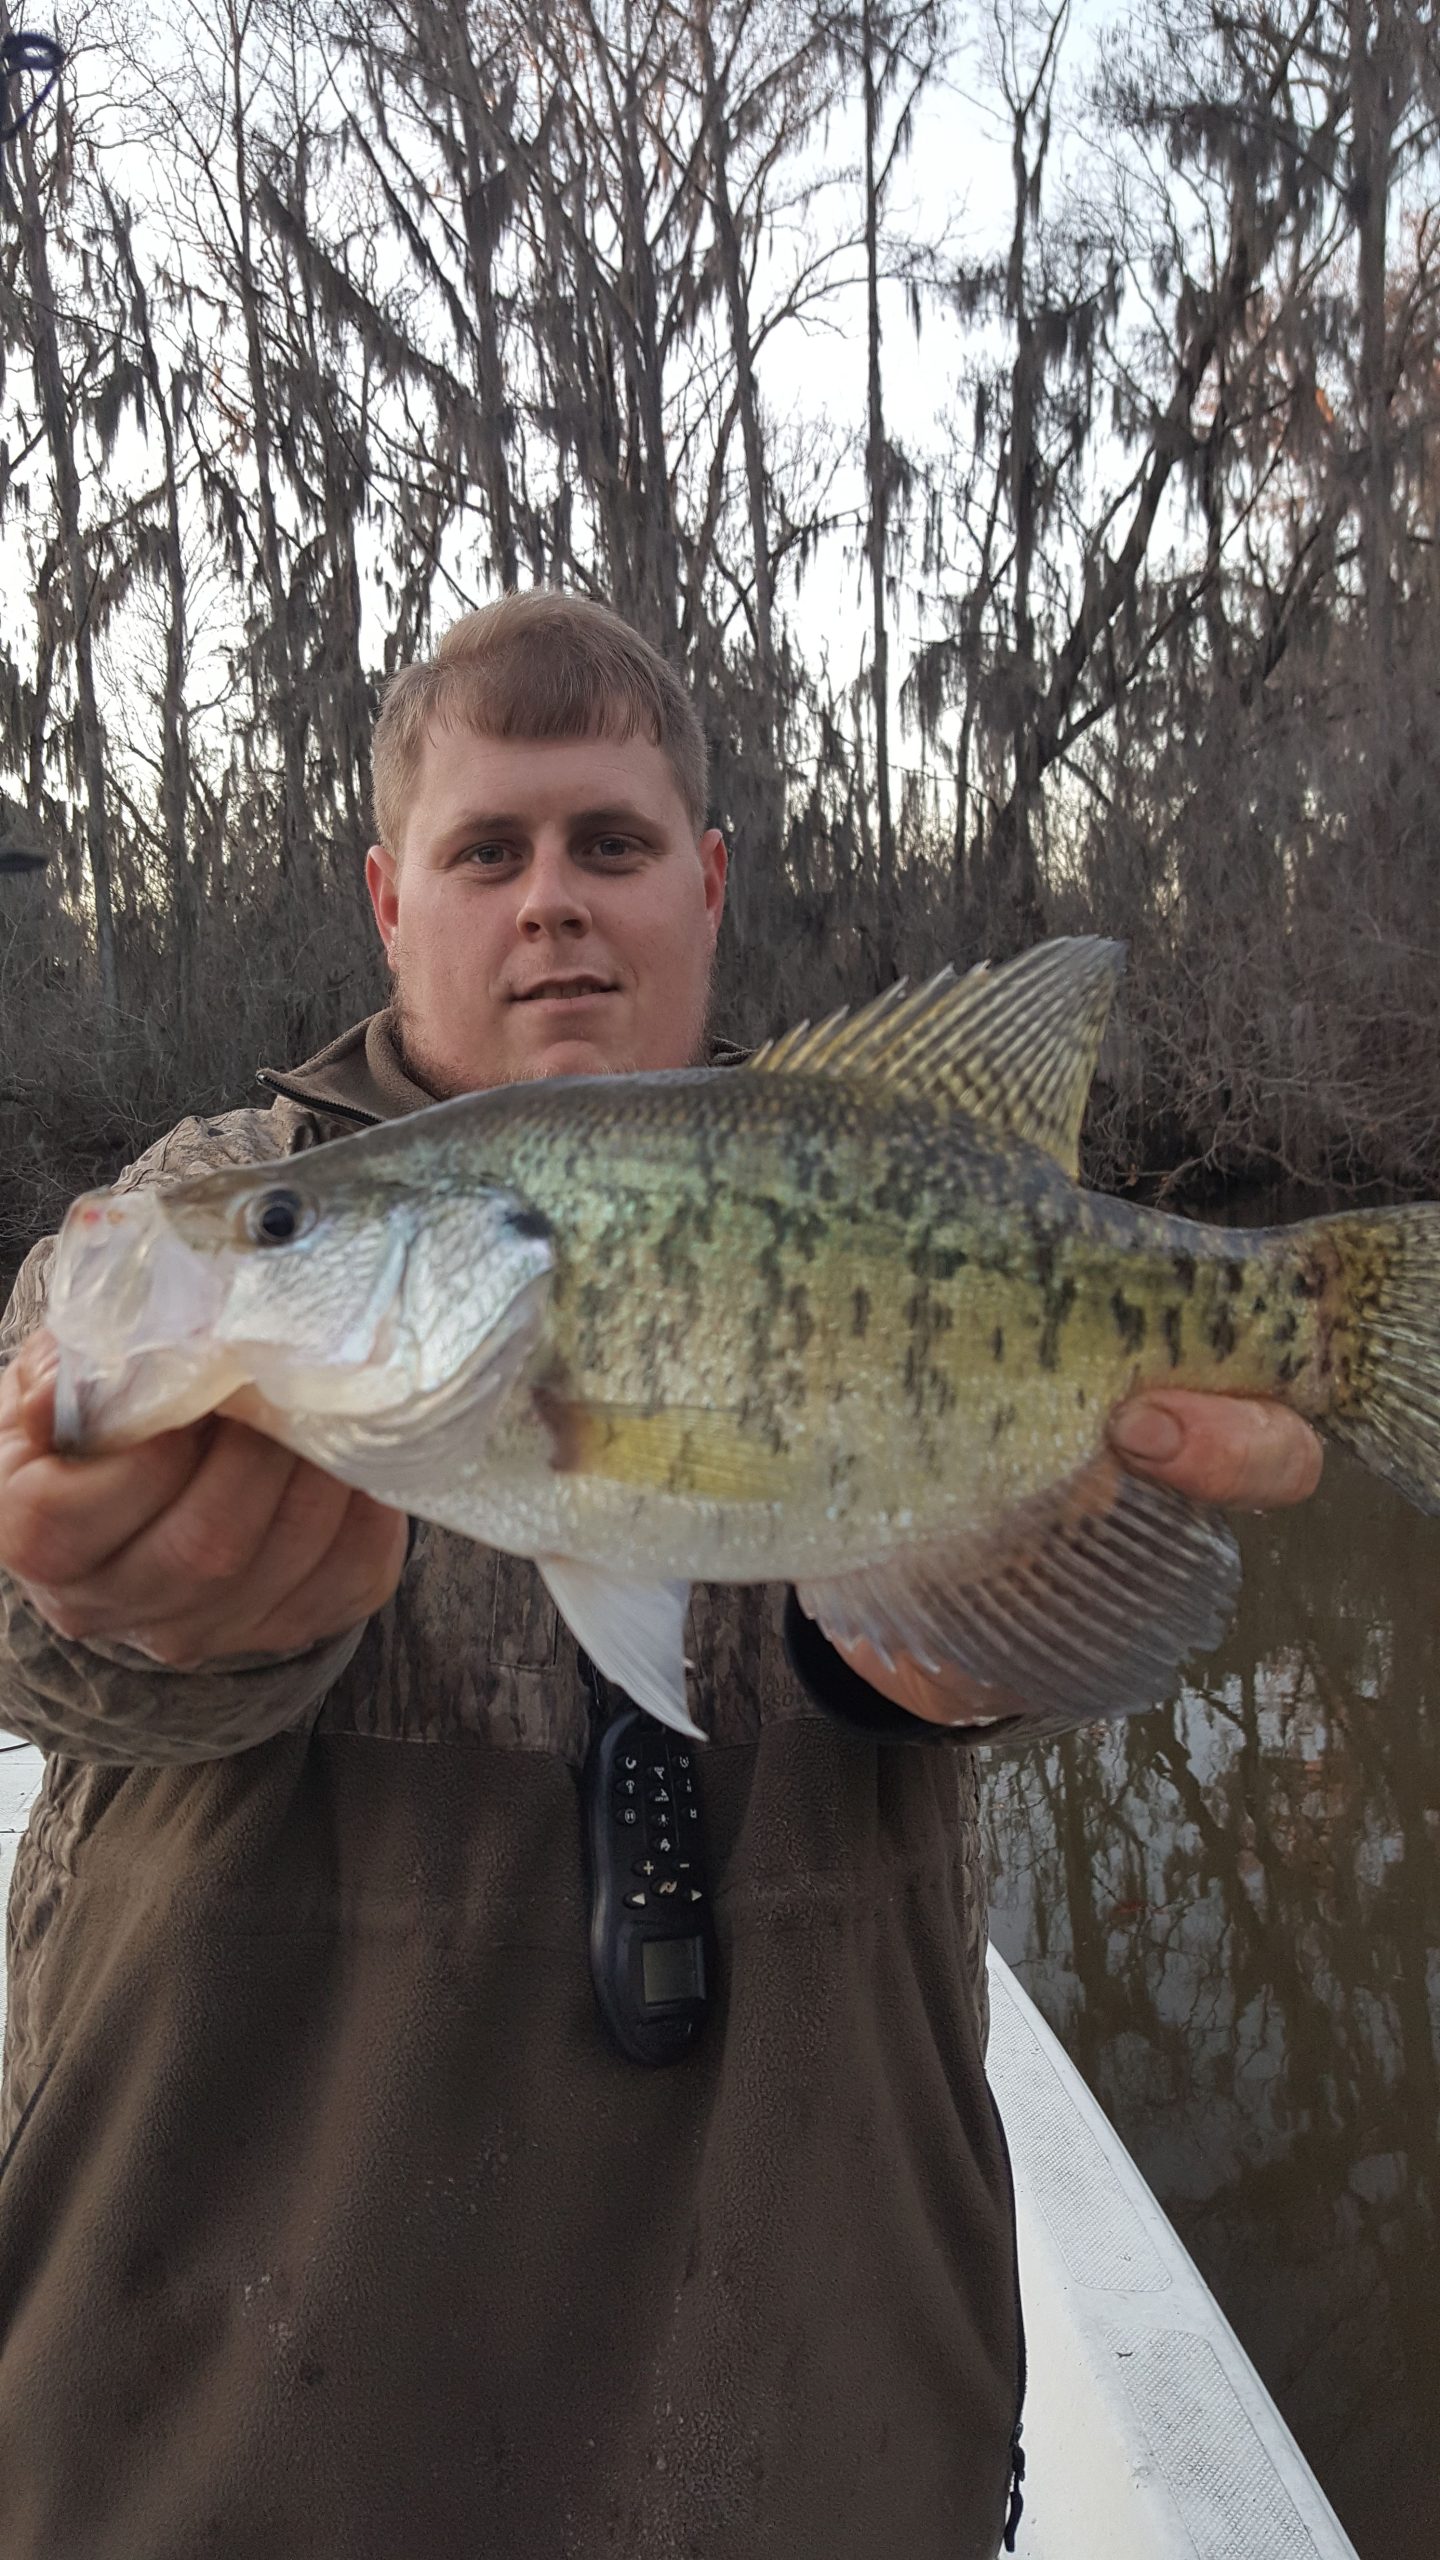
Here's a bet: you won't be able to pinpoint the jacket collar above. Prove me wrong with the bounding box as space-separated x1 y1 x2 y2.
257 1011 431 1128
258 1011 748 1129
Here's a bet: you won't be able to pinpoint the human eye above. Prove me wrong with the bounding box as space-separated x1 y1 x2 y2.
461 839 517 869
589 833 642 862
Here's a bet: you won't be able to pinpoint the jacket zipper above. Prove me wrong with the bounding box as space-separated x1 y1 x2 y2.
988 2084 1028 2553
256 1071 379 1129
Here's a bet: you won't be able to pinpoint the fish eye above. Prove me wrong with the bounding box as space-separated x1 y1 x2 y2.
245 1187 313 1248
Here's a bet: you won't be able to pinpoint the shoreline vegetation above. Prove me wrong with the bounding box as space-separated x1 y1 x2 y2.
3 817 1432 1302
4 0 1438 1280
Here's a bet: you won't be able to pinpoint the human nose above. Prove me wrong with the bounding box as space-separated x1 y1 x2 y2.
515 840 591 939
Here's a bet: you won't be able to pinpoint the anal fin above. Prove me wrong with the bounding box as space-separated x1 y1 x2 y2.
796 1453 1239 1722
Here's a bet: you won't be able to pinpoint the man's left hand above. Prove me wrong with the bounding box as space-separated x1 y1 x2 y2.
1105 1389 1322 1510
832 1392 1324 1727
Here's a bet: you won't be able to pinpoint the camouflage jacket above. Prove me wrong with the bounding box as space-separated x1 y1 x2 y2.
0 1015 1022 2560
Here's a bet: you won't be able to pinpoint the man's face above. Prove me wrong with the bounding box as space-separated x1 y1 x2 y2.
365 725 728 1095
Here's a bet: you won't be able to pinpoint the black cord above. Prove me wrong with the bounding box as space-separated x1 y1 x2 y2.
0 31 64 145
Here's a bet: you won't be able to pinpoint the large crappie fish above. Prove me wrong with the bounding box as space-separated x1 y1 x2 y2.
45 939 1440 1736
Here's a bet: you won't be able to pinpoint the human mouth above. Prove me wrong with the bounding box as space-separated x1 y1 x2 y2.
511 975 620 1006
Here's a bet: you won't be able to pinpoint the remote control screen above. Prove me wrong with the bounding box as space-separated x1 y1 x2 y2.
642 1936 705 2006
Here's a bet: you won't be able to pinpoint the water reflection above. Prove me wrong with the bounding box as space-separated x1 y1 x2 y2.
985 1446 1440 2560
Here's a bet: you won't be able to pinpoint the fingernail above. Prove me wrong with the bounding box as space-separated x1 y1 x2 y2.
1109 1403 1183 1463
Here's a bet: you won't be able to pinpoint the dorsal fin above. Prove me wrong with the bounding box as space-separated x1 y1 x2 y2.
744 936 1124 1176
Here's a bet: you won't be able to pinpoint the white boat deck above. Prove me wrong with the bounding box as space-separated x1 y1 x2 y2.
987 1948 1358 2560
0 1742 1358 2558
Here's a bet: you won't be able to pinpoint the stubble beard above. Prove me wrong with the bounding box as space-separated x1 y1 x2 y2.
388 963 715 1100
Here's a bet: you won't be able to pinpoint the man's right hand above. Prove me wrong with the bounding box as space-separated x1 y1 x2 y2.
0 1330 409 1670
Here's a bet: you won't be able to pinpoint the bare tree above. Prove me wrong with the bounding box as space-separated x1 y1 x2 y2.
822 0 946 969
4 0 1440 1251
0 0 119 1007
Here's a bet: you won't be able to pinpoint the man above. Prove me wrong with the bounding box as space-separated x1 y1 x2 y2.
0 593 1320 2559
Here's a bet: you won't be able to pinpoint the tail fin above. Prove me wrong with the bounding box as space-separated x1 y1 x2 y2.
1323 1205 1440 1513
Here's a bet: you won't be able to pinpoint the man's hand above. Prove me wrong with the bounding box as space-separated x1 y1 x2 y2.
1106 1388 1323 1510
833 1391 1324 1728
0 1330 409 1671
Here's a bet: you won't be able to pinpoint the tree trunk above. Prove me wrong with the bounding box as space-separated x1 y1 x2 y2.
5 50 118 1008
1348 0 1396 684
996 34 1044 946
106 187 197 1001
227 0 307 876
861 0 895 970
698 3 782 846
619 1 681 647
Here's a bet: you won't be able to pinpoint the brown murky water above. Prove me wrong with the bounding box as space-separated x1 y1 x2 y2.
986 1435 1440 2559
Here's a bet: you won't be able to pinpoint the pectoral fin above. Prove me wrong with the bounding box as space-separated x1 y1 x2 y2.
538 1556 702 1738
796 1453 1239 1721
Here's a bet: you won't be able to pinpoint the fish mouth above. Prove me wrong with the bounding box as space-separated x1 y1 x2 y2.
52 1344 93 1455
51 1341 232 1455
47 1186 233 1454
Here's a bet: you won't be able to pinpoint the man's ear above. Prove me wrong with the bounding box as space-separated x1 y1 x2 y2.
366 843 399 964
698 828 728 944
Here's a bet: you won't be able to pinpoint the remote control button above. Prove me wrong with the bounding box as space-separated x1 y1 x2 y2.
624 1891 648 1909
655 1832 674 1856
687 1887 703 1902
617 1808 639 1827
633 1859 656 1878
655 1878 678 1897
622 1753 639 1772
676 1753 691 1769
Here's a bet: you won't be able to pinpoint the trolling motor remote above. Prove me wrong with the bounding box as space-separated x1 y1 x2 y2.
582 1696 715 2066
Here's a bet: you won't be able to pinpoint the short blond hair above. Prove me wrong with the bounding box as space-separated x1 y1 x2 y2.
371 592 709 849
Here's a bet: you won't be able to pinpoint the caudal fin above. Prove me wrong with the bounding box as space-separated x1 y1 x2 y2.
1323 1205 1440 1513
